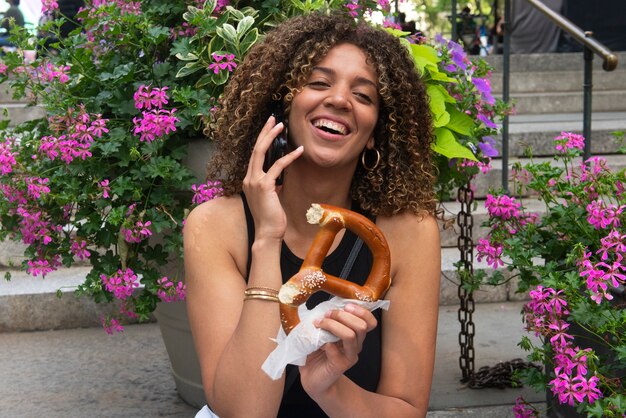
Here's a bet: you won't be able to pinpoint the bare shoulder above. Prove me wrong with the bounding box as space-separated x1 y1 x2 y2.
377 211 440 248
186 194 244 229
376 211 441 282
184 194 248 276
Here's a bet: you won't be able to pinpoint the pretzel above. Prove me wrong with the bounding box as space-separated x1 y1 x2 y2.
278 203 391 334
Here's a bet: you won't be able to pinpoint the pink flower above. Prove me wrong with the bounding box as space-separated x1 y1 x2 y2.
25 177 50 200
134 85 152 110
27 259 55 277
132 109 179 142
0 62 7 74
41 0 59 13
512 397 539 418
121 220 152 243
571 375 602 404
554 132 585 153
100 315 124 334
70 240 91 260
548 319 574 348
586 200 624 230
156 277 186 302
99 179 111 198
208 53 237 74
476 238 504 268
101 268 139 300
549 373 578 406
485 194 521 220
191 181 223 205
0 139 18 175
133 84 170 110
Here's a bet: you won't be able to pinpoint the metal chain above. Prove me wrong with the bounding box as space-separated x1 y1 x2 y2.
456 182 541 389
457 182 476 385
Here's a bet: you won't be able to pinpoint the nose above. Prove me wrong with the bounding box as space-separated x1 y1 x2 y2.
323 85 351 111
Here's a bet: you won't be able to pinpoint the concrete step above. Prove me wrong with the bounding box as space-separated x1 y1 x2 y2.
0 247 522 331
438 197 546 248
491 68 626 94
483 51 626 74
505 111 626 157
470 153 626 199
0 103 45 125
503 89 626 114
0 266 128 332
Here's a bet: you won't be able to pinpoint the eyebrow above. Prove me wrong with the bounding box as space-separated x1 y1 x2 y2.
312 66 377 89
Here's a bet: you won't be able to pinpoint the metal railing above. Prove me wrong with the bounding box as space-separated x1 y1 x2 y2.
501 0 619 190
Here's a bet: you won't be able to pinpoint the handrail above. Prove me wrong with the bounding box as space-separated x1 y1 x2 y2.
525 0 618 71
501 0 620 191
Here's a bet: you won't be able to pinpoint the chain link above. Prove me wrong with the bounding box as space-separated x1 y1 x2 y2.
457 182 476 385
456 182 540 389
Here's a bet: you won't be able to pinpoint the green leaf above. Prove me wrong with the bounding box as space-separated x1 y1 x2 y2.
236 16 254 37
239 28 258 55
217 23 237 45
432 127 478 161
146 26 170 43
427 84 451 128
446 106 474 135
176 61 203 78
176 52 199 61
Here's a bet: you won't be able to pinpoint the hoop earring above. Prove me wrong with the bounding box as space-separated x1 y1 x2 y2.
361 148 381 171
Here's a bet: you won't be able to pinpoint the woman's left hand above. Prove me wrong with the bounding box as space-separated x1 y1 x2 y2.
299 303 377 398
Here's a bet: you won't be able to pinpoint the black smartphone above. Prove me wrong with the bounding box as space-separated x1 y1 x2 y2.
263 105 288 185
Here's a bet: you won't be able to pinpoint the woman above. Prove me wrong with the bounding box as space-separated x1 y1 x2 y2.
185 12 441 417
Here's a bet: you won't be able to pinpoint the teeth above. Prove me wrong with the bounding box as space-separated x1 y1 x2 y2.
313 119 348 135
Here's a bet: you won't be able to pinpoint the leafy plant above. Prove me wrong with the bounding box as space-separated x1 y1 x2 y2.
0 0 504 332
478 133 626 417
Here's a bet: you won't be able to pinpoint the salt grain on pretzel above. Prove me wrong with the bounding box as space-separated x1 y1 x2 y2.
278 203 391 334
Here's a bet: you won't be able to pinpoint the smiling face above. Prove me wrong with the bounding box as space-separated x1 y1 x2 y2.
287 43 379 169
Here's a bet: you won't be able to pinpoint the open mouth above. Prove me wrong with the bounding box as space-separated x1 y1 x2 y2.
312 118 350 136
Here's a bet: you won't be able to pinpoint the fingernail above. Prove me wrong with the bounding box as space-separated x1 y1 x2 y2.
314 318 322 326
345 304 356 312
296 145 304 152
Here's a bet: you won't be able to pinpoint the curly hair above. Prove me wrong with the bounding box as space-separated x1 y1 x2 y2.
206 12 436 216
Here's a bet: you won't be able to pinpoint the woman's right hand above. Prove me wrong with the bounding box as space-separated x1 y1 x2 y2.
242 116 303 241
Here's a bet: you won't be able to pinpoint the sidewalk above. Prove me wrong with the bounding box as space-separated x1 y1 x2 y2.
0 302 544 417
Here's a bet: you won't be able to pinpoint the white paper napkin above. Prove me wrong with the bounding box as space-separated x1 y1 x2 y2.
261 296 390 380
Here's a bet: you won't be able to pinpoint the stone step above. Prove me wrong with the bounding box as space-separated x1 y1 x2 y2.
502 89 626 114
470 153 626 199
506 111 626 157
0 266 124 332
491 69 626 94
0 248 522 331
483 51 626 74
0 103 45 126
438 197 546 248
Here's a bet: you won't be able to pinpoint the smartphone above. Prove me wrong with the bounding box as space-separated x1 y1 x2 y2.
263 105 288 185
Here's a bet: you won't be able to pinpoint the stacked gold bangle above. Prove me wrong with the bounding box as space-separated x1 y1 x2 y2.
244 286 280 302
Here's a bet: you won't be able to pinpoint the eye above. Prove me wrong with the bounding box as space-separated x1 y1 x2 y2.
354 92 373 103
306 81 330 89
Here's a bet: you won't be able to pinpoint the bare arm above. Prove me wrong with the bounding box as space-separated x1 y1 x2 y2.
185 198 285 417
302 212 441 417
185 117 304 417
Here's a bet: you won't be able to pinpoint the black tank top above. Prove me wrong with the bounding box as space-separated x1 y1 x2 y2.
240 194 383 418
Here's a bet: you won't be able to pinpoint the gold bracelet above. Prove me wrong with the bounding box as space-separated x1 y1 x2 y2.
243 293 280 302
245 287 279 296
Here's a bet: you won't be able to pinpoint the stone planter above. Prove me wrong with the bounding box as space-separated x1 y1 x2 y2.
154 300 207 409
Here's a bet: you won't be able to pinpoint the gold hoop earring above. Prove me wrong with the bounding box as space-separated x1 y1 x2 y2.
361 148 381 171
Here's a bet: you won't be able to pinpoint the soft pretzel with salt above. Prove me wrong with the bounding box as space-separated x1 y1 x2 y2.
278 203 391 334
